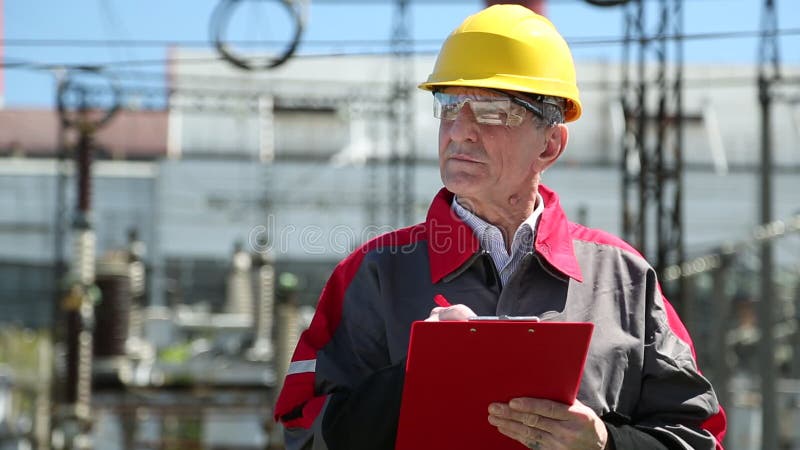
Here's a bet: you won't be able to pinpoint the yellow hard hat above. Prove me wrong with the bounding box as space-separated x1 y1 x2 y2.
419 4 582 122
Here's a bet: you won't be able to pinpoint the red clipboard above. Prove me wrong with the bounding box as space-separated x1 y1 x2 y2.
395 320 594 450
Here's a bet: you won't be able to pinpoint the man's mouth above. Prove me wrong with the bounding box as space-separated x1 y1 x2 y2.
449 153 482 163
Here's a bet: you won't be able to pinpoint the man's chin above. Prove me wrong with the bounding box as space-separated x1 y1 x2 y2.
443 179 483 197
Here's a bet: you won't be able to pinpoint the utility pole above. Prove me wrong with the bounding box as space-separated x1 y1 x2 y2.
757 1 780 448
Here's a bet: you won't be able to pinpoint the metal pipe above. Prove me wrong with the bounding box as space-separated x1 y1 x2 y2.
757 1 779 447
758 72 777 450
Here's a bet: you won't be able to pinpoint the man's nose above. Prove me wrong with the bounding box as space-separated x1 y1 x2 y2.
447 103 479 143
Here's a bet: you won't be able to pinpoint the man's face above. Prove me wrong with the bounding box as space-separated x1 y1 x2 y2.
437 86 551 204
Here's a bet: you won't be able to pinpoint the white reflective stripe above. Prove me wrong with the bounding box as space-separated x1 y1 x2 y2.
287 359 316 375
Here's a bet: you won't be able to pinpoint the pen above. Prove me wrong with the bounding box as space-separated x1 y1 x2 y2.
433 294 452 307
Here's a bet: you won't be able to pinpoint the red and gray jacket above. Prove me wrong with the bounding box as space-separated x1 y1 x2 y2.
274 186 726 450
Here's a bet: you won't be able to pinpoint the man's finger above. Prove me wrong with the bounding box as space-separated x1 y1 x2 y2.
424 307 444 322
489 415 554 448
501 409 559 434
436 304 476 321
509 398 571 420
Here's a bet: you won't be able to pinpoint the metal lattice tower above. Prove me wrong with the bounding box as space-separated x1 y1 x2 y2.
620 0 685 313
389 0 416 228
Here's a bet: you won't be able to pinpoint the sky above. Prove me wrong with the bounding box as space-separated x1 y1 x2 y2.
3 0 799 108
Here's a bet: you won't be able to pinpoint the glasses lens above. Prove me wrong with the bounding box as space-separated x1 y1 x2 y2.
469 100 510 125
433 92 524 126
433 92 462 121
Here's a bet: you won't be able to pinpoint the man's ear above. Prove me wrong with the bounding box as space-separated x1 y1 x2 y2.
539 124 568 170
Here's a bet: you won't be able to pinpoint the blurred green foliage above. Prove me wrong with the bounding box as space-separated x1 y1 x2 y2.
0 326 49 375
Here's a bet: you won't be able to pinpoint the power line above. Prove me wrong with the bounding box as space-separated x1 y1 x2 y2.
570 27 800 46
6 49 800 93
0 38 442 48
4 27 800 49
3 55 234 70
4 26 800 75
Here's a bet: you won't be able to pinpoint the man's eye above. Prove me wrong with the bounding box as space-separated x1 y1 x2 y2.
442 104 460 118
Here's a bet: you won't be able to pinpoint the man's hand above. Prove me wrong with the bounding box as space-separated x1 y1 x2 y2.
487 397 609 449
424 304 476 321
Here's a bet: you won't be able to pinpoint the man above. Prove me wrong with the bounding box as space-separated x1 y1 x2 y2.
274 5 726 449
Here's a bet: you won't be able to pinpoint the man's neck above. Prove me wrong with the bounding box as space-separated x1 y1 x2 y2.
455 190 539 251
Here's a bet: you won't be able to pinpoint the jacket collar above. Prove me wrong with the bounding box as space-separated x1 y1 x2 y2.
535 184 583 282
426 186 583 284
425 188 481 284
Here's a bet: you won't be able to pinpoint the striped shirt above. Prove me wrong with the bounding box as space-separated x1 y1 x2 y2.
452 194 544 287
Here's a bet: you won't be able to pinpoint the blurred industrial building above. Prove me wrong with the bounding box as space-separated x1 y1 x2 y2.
0 0 799 449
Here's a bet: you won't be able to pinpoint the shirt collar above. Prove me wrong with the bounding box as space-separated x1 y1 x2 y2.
451 193 544 253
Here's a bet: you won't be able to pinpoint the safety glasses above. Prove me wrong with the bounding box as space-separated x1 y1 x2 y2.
433 90 544 127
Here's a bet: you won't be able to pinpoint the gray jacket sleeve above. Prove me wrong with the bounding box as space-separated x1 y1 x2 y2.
632 277 722 449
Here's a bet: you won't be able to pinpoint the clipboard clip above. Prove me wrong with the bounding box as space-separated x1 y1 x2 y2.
468 315 541 321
